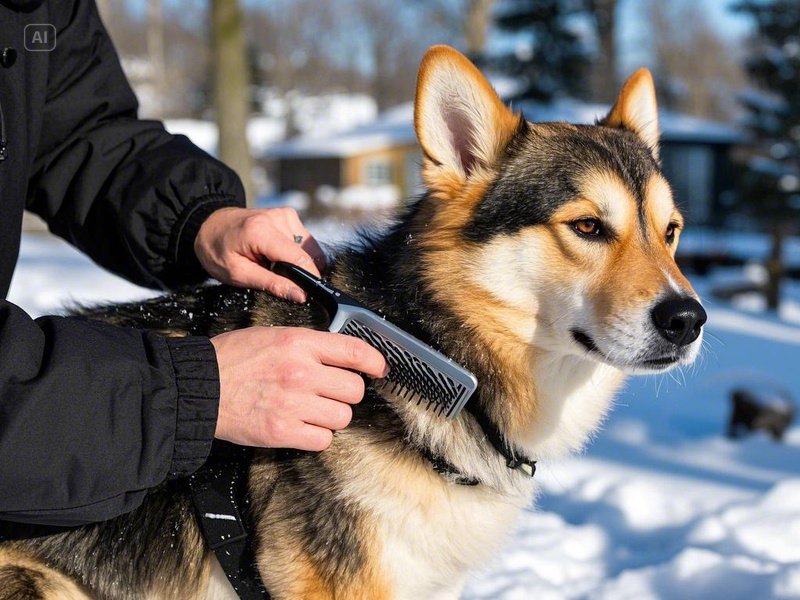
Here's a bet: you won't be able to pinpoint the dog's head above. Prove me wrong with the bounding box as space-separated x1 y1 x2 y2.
414 46 705 374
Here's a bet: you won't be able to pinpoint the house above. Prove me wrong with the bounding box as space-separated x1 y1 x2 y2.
269 98 743 224
268 104 423 208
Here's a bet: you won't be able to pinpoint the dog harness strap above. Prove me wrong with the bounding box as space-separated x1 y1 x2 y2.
466 403 537 477
189 443 270 600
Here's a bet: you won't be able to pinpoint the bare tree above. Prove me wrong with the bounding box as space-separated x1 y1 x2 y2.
211 0 254 203
464 0 494 59
147 0 167 118
589 0 618 103
95 0 111 24
646 0 747 120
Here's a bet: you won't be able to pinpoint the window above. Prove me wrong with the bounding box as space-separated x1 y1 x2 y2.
661 144 714 225
365 159 392 185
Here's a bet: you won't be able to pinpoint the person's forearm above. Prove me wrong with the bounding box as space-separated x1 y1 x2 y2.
27 0 245 290
0 301 218 526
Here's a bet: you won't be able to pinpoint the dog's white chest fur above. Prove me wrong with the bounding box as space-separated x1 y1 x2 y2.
376 481 531 600
523 354 623 458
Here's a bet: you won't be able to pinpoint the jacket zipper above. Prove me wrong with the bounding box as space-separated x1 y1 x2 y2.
0 96 7 161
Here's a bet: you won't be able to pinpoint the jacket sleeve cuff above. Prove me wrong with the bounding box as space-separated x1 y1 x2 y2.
165 336 221 478
165 193 245 286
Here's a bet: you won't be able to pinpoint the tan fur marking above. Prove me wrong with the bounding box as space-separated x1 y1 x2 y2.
257 520 391 600
252 450 391 600
641 175 695 296
0 548 90 600
574 170 637 238
412 47 549 441
414 177 540 443
645 175 686 256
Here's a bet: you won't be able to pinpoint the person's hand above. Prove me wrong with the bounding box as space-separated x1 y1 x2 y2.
211 327 388 450
194 207 326 302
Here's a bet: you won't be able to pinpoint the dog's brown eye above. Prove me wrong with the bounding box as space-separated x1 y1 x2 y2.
573 218 602 237
666 223 678 244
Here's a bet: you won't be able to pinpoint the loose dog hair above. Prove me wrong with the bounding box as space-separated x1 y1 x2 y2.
0 46 704 599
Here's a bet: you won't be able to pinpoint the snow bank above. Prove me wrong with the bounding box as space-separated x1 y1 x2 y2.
164 118 286 157
316 184 400 211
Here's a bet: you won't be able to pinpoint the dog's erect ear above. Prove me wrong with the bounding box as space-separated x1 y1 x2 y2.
415 45 520 185
602 68 660 159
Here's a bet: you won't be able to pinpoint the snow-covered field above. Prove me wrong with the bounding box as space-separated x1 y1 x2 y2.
9 229 800 600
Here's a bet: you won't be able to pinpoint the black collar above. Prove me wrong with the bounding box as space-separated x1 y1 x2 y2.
416 443 480 486
466 401 537 477
412 401 537 486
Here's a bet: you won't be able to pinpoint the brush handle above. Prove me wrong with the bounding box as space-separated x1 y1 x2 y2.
269 261 363 326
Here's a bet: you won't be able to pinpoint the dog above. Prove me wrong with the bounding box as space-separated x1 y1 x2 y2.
0 46 706 599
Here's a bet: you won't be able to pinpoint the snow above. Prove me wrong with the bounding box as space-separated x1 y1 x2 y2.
164 117 286 157
9 228 800 600
316 184 400 210
268 103 416 159
276 92 378 140
163 91 378 159
259 191 312 212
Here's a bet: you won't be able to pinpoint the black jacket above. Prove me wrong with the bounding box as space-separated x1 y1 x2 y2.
0 0 245 525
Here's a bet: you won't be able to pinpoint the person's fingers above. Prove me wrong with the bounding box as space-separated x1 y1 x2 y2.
292 423 335 452
227 260 307 302
316 366 366 404
298 396 353 430
252 231 321 277
311 332 388 379
283 209 328 270
300 234 327 271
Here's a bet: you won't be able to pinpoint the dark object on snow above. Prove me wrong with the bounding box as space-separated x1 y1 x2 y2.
676 251 745 276
728 387 795 441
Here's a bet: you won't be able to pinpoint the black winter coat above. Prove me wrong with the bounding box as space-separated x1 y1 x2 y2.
0 0 245 525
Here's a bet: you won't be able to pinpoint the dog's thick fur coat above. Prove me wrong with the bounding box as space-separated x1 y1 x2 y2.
0 47 703 599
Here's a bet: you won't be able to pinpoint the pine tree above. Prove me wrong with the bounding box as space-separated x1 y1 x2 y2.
493 0 593 101
734 0 800 310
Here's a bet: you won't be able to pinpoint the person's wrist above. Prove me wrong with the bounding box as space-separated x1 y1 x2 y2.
174 197 241 272
193 206 241 259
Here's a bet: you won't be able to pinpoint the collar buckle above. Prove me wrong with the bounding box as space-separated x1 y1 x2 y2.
506 455 537 477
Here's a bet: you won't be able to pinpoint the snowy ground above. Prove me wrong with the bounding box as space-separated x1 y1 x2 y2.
9 228 800 600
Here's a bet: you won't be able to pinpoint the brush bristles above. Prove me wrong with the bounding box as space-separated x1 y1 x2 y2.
339 318 473 418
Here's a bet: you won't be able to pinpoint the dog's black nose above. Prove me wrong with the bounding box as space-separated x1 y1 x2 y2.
651 296 707 346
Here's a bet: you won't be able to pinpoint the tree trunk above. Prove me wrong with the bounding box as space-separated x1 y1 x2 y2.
371 40 391 112
765 223 784 311
95 0 111 24
147 0 167 118
211 0 254 205
589 0 618 103
464 0 494 61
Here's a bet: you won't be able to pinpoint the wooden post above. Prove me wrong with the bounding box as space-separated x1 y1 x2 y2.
211 0 254 205
147 0 167 118
464 0 493 61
